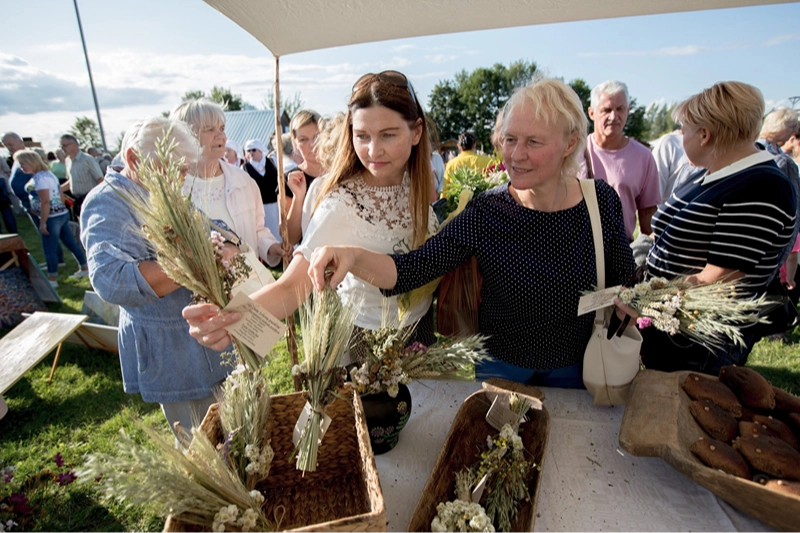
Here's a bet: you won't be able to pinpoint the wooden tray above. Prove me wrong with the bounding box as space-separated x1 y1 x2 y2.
406 379 549 532
619 369 800 532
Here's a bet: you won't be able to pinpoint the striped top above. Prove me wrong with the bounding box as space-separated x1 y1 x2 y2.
66 151 103 197
647 152 797 296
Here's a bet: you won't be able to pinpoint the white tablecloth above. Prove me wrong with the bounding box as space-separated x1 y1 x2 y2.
374 381 774 532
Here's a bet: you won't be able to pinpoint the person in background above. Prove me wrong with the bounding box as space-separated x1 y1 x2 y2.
170 99 284 267
781 129 800 166
14 150 88 286
441 131 492 195
427 118 445 197
641 81 798 374
3 132 34 215
650 128 699 202
88 147 110 175
50 149 67 184
60 134 104 219
583 80 661 241
242 139 281 242
757 107 799 187
0 156 15 233
269 133 300 173
81 116 232 441
224 140 244 167
283 110 323 245
304 76 635 387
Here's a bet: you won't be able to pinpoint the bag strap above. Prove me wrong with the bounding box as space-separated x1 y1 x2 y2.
580 179 606 324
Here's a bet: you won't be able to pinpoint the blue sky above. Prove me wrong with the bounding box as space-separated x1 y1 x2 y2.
2 0 799 151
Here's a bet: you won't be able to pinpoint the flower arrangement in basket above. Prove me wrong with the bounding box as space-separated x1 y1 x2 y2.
432 395 540 533
350 324 490 398
614 276 768 350
290 285 361 472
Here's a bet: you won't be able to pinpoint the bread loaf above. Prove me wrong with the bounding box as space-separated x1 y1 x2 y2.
732 433 800 481
719 366 775 410
689 400 739 442
682 373 742 416
690 437 751 479
752 415 800 451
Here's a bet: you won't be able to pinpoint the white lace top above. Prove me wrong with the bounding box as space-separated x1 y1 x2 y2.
297 173 438 329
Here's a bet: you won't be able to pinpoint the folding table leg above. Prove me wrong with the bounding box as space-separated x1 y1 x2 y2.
48 342 64 383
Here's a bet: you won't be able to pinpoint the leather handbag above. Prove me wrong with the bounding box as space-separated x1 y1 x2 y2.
436 256 482 337
580 180 643 406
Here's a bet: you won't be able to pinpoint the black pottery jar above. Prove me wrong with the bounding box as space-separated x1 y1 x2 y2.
359 383 412 455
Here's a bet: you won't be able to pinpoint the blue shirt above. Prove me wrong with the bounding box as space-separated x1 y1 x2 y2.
10 161 33 212
80 172 230 403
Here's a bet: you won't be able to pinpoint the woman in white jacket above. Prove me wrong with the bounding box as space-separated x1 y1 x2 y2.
171 99 284 267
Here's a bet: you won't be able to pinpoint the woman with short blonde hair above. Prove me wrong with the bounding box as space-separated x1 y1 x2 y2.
284 109 324 244
642 81 798 373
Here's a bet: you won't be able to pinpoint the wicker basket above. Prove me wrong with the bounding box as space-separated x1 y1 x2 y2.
164 384 386 532
406 380 550 532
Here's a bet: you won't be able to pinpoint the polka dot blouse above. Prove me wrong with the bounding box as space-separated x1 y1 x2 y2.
383 180 635 369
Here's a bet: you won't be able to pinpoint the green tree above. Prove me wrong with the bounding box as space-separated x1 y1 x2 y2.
181 86 248 111
68 116 102 150
428 60 537 150
262 90 305 118
643 102 678 141
623 98 648 143
568 78 592 135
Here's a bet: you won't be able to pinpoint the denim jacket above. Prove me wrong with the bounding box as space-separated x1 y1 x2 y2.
80 172 230 403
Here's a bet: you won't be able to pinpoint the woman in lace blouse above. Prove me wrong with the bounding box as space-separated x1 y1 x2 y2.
183 71 438 352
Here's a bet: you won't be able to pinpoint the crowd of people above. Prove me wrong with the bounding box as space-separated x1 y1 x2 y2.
3 72 799 435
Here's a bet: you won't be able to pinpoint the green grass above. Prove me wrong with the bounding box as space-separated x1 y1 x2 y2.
0 215 797 531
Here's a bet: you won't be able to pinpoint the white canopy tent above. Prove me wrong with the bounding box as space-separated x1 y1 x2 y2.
203 0 793 388
204 0 792 56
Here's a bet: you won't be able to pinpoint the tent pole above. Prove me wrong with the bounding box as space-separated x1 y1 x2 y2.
273 54 302 392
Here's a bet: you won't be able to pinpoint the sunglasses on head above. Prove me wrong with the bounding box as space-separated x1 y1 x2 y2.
352 70 418 107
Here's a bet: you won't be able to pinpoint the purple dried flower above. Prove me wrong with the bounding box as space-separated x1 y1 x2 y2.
2 470 13 483
54 453 64 468
9 493 31 514
57 471 77 486
403 341 428 355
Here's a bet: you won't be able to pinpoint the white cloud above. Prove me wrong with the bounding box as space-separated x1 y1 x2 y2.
31 41 81 54
763 34 800 47
580 44 714 57
424 54 458 64
391 44 416 52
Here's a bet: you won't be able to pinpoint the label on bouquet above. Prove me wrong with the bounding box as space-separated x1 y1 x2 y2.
485 395 519 431
578 286 622 316
292 402 332 446
471 473 489 503
231 245 276 298
223 292 286 358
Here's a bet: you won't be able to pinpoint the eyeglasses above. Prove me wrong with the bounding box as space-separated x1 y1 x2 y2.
352 70 418 107
246 148 259 152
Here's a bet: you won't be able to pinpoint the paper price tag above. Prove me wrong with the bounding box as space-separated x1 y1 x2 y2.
471 473 489 503
485 395 520 431
292 402 332 446
577 286 622 316
222 291 287 358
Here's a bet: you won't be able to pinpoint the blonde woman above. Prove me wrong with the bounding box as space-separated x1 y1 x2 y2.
642 82 798 373
14 150 88 286
284 109 323 245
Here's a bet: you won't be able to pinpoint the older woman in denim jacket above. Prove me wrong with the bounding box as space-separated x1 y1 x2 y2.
80 116 231 441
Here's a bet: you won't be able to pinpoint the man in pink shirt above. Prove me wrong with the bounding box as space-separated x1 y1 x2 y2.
584 80 661 241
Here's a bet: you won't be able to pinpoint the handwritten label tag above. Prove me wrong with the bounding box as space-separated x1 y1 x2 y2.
485 395 520 431
231 246 276 298
577 286 621 316
223 291 286 358
292 402 332 446
471 473 489 503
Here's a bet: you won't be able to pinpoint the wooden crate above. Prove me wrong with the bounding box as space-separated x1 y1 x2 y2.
165 384 386 532
406 380 550 532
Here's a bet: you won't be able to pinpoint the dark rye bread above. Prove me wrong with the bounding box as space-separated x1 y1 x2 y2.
682 373 742 416
689 400 739 442
763 479 800 498
752 415 800 451
690 437 751 479
773 387 800 415
719 366 776 410
732 433 800 481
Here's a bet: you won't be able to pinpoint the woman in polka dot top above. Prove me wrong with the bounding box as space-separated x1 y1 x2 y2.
309 77 635 387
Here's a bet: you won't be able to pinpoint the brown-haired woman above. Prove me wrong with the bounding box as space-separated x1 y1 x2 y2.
183 70 438 356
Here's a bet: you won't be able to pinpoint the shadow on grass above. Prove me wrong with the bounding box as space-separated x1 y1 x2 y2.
33 486 128 532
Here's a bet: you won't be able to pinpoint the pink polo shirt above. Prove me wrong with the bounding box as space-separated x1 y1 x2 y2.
780 234 800 283
584 135 661 240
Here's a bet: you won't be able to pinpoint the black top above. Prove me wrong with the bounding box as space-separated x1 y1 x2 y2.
383 180 635 369
243 160 279 204
282 170 319 199
647 159 797 297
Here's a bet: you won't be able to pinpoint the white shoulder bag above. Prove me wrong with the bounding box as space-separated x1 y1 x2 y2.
579 179 642 406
